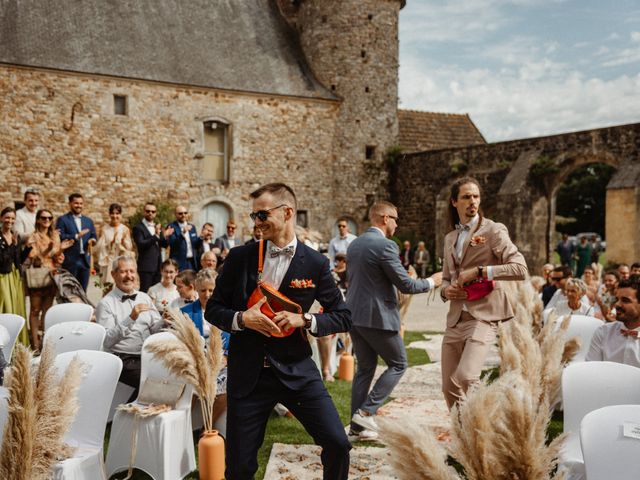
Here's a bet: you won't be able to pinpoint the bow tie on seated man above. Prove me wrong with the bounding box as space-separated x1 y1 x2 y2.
96 255 165 400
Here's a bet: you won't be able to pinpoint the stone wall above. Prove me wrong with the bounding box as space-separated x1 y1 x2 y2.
293 0 403 229
0 65 341 238
392 123 640 271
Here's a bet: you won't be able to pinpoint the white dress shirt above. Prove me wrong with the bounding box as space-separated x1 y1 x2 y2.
233 237 317 333
328 232 357 267
96 286 163 354
14 207 37 241
586 321 640 368
142 218 156 236
179 221 194 258
73 214 84 253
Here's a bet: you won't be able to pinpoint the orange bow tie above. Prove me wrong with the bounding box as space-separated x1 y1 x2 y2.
620 328 639 338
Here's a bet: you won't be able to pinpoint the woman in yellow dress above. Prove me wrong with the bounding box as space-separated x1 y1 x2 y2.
0 207 29 345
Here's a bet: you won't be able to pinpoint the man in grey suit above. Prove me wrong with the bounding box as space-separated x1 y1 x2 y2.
346 200 442 440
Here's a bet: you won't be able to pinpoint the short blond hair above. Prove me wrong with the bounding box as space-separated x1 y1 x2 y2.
368 200 396 220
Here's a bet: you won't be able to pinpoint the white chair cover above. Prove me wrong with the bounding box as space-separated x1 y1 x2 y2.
580 404 640 480
44 321 106 355
561 315 603 363
44 303 93 332
559 361 640 480
107 382 136 423
106 332 196 480
0 386 8 456
0 313 26 362
51 350 123 480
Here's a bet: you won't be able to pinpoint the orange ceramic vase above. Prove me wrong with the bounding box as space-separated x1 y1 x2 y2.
198 430 225 480
338 352 354 381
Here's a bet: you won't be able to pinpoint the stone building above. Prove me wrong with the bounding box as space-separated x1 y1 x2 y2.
0 0 407 239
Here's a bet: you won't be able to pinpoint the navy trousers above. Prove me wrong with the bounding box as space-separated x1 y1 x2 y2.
225 367 351 480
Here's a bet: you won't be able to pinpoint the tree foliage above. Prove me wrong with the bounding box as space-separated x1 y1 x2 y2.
555 163 615 238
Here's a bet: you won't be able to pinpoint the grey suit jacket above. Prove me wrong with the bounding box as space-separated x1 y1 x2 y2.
346 227 433 331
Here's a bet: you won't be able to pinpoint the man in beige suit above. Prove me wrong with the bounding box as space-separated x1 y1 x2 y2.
441 177 528 409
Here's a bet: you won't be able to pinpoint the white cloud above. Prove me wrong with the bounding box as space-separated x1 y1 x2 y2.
631 31 640 42
601 47 640 67
400 53 640 141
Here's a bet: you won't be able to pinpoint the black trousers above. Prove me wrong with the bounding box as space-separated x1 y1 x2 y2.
139 270 160 293
114 352 141 402
226 367 351 480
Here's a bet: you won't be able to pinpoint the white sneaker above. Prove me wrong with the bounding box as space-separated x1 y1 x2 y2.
345 425 379 442
351 410 379 432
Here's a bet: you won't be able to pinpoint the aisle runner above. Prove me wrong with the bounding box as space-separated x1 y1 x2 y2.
264 342 451 479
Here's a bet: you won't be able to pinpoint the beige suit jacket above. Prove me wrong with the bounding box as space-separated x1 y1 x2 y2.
441 217 528 327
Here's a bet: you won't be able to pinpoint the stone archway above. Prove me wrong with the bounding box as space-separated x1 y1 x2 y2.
496 148 621 273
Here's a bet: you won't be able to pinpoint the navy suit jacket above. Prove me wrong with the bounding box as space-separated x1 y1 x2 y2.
56 212 97 270
132 222 163 273
165 221 202 271
205 240 351 398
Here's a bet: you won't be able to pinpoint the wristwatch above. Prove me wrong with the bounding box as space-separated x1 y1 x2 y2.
477 265 484 279
302 313 313 330
237 311 245 330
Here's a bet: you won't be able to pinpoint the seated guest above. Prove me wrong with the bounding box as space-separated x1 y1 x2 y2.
545 265 575 310
169 269 197 309
200 250 218 273
530 275 545 295
180 269 230 429
96 256 164 396
586 277 640 367
147 259 180 313
545 278 595 318
597 270 619 321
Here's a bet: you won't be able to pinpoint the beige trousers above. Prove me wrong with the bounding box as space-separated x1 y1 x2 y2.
441 311 497 410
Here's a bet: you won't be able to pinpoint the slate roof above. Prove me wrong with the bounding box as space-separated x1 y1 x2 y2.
398 109 486 153
0 0 336 100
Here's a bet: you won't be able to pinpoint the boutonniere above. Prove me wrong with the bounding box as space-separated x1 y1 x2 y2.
470 235 487 247
290 278 315 289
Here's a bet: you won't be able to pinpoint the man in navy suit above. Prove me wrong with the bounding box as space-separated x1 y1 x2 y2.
164 205 202 271
56 193 97 291
132 202 166 292
206 183 352 480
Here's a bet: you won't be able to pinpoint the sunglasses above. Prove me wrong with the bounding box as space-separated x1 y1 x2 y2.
551 277 563 282
145 209 156 214
39 216 53 221
249 204 288 222
227 226 236 230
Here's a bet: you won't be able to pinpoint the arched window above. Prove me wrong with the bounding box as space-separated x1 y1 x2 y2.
199 201 232 240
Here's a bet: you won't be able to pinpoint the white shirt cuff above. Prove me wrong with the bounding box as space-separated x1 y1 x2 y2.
309 314 318 334
426 278 434 291
232 311 243 331
486 266 494 280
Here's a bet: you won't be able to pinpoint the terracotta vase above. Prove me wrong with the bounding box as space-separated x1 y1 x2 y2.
198 429 225 480
338 352 354 381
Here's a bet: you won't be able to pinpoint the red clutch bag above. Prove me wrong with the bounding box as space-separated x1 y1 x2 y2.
463 278 495 301
246 240 302 338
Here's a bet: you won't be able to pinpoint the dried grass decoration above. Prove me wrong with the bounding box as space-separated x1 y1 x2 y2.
379 278 577 480
0 342 85 480
144 308 223 432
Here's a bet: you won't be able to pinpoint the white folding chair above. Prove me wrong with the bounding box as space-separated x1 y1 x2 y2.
106 332 196 480
51 350 123 480
560 315 603 363
580 404 640 480
0 313 26 363
43 321 106 355
559 362 640 480
44 303 93 332
107 382 136 423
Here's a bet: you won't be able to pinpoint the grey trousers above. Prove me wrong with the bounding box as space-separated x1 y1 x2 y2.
350 325 407 421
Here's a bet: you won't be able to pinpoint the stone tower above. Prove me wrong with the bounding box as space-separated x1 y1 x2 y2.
279 0 405 231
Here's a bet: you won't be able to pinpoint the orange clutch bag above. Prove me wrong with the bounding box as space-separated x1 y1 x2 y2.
246 240 302 338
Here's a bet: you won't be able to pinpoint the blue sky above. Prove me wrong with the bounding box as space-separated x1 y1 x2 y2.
399 0 640 141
